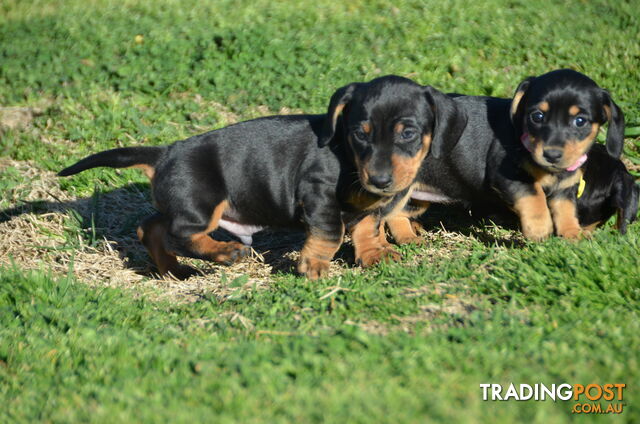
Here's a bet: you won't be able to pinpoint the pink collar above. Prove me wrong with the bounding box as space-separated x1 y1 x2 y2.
520 133 587 172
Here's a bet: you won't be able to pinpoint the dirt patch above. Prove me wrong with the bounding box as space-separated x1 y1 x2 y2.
346 292 485 336
0 107 42 130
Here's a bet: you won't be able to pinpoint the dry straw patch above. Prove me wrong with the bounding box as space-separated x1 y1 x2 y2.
0 158 509 305
0 159 348 303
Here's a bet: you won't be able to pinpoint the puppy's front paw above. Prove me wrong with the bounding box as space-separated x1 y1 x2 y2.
558 226 585 241
356 246 401 267
297 256 330 280
521 218 554 242
393 234 425 246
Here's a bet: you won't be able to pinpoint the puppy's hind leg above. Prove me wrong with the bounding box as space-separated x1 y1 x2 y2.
137 213 197 279
165 200 251 266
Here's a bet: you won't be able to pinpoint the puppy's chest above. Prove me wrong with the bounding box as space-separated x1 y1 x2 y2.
524 162 583 195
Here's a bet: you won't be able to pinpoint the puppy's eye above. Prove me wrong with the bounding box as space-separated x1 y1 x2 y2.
353 129 367 141
530 111 544 123
574 116 588 127
400 128 417 141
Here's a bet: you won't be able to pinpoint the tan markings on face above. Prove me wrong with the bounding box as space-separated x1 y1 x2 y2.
562 123 599 167
569 105 580 116
389 134 432 191
530 123 598 170
298 228 344 280
539 101 549 112
510 90 526 118
349 135 372 191
362 122 371 134
548 198 581 239
603 104 612 121
512 183 553 241
394 122 405 134
528 134 547 166
130 164 155 179
351 215 400 267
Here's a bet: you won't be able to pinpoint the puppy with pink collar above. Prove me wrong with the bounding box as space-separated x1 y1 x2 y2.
383 69 625 243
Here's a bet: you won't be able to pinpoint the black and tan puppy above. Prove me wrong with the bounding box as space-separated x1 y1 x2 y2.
407 143 638 236
577 144 639 234
59 76 461 279
384 69 625 243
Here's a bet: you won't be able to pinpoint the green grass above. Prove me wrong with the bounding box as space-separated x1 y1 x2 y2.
1 0 639 422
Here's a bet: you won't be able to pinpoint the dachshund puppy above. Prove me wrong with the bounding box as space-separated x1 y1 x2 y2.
384 69 626 243
59 76 462 279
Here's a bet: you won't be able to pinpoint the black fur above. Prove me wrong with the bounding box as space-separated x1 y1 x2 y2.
577 144 639 234
59 75 453 278
388 69 628 241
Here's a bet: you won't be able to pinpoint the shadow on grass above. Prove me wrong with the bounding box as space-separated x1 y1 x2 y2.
416 204 527 249
0 182 358 277
0 183 527 279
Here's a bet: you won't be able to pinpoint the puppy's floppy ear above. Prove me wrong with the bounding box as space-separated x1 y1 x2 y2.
615 177 640 234
509 76 535 129
319 83 359 147
601 90 625 158
423 86 467 159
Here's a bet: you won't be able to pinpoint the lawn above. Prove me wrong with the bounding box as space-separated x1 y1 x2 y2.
1 0 639 422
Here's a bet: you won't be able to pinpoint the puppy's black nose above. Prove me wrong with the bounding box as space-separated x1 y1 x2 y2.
369 174 393 189
543 149 563 163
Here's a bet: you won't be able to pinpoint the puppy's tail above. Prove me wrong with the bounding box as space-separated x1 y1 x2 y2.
58 146 166 179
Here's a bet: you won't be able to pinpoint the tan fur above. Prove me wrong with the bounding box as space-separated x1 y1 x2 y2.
298 229 344 280
563 123 599 167
346 190 394 211
383 189 424 245
558 169 583 190
187 200 250 262
548 198 582 239
137 219 179 276
512 184 554 240
130 164 155 179
331 103 345 131
582 221 602 234
510 90 525 119
524 163 583 191
539 101 549 112
569 105 580 115
352 215 400 267
390 134 432 191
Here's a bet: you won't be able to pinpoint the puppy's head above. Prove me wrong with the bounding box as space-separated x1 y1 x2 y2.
510 69 625 173
319 75 466 196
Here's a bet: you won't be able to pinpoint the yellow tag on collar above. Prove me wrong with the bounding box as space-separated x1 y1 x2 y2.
577 176 586 198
